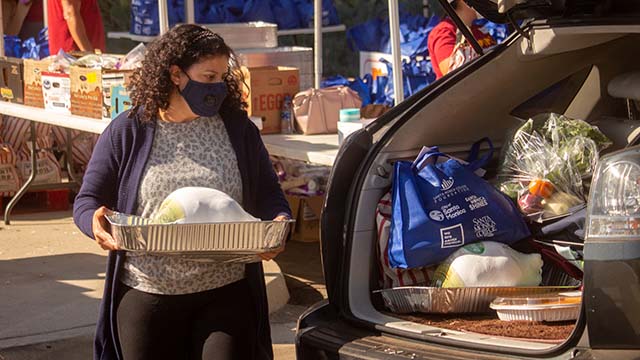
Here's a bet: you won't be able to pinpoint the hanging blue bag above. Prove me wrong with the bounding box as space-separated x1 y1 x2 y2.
226 0 275 23
389 138 531 269
270 0 302 29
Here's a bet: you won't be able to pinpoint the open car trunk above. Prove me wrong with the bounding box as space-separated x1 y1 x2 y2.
343 23 640 355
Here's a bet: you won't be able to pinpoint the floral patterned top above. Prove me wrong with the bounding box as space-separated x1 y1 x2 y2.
120 115 246 295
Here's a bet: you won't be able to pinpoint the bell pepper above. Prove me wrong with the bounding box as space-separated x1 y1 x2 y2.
528 179 555 198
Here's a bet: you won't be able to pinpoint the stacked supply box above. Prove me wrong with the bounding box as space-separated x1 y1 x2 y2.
237 47 313 91
110 85 132 120
23 58 53 108
242 66 299 134
70 65 132 120
0 58 24 104
41 72 71 115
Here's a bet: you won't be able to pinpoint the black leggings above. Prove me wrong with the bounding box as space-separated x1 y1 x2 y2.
115 279 257 360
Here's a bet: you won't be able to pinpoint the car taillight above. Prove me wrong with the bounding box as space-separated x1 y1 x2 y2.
586 147 640 239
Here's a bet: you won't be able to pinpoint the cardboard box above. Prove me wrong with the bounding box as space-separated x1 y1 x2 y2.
41 72 71 115
110 84 132 120
102 74 129 121
287 194 324 242
23 58 53 108
242 66 299 134
70 65 132 119
0 57 24 104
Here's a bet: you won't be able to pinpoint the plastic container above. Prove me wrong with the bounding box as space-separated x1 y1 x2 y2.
490 291 582 322
339 108 361 122
280 95 294 134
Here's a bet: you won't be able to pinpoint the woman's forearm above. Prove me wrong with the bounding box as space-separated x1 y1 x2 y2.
62 0 94 51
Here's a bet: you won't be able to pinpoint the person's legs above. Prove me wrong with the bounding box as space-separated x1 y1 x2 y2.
115 284 190 360
189 279 258 360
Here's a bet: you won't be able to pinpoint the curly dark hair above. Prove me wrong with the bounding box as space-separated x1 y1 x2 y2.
129 24 247 122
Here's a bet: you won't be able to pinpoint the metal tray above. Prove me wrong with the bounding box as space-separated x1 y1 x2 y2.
202 22 278 49
236 47 312 71
374 286 579 314
106 212 293 255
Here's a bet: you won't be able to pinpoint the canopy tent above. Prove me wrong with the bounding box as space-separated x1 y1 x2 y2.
0 0 407 104
154 0 401 98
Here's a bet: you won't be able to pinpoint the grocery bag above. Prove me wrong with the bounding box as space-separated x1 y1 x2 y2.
376 192 433 288
389 139 530 269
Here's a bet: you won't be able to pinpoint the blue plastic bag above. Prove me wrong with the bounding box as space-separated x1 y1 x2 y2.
347 18 383 52
380 58 435 105
4 36 22 57
294 0 339 28
271 0 301 29
389 139 531 269
227 0 275 23
131 0 184 36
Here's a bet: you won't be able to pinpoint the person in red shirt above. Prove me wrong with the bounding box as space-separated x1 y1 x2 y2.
48 0 105 54
427 0 496 79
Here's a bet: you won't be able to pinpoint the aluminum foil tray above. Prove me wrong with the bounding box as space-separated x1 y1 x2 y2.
236 46 313 74
106 212 293 255
374 286 579 314
203 22 278 49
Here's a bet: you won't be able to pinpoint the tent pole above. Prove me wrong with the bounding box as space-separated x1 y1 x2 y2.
158 0 169 34
186 0 195 24
0 0 4 57
313 0 322 89
388 0 404 104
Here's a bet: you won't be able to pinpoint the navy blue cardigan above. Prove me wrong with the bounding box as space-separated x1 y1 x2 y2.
73 107 291 360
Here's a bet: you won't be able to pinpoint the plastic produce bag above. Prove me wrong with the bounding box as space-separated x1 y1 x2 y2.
117 43 146 70
152 187 258 224
498 113 611 222
432 241 543 288
47 50 78 73
389 138 531 269
75 54 120 69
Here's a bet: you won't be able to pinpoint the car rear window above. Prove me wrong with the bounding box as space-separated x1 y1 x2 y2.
511 66 593 119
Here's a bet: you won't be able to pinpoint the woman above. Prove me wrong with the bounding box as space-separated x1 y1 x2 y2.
73 24 291 360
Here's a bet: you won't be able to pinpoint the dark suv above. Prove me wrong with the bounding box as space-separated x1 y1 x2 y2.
295 0 640 359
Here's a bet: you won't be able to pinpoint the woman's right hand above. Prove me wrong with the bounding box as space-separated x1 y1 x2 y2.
92 206 119 251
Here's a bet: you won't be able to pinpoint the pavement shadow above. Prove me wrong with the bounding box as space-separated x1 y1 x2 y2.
2 211 75 225
276 241 326 306
0 253 106 347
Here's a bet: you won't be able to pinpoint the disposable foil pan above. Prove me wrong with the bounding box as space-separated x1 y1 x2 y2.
106 212 293 256
202 22 278 49
374 286 579 314
236 47 313 74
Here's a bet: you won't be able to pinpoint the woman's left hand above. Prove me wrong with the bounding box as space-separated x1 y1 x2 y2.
258 215 290 261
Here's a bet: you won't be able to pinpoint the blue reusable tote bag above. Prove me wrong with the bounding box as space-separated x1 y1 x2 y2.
389 139 530 269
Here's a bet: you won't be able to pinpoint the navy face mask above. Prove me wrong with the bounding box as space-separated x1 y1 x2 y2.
179 71 228 117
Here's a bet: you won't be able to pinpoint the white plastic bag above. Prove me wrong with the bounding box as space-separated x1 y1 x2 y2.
152 187 258 224
432 241 543 288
